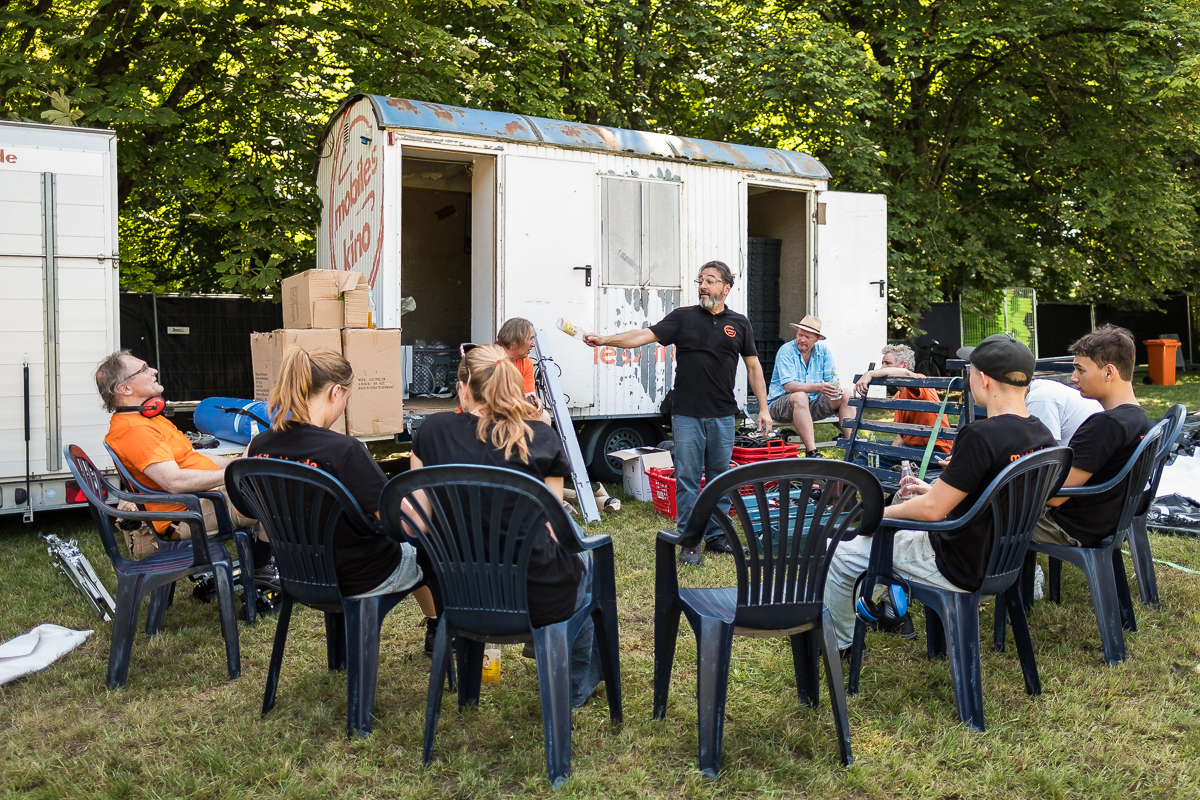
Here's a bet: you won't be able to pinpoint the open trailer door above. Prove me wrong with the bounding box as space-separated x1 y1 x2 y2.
815 191 888 381
500 155 597 409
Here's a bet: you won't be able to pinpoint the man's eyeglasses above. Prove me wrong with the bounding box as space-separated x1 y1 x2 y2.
694 277 726 287
119 363 151 384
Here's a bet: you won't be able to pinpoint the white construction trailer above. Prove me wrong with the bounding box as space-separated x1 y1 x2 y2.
0 120 120 518
314 95 887 481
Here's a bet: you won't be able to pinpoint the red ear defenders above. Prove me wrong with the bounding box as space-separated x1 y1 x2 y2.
114 396 166 418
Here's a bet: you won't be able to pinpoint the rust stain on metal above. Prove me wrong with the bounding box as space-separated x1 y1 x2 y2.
589 126 618 147
422 103 455 122
504 121 527 135
386 98 417 113
559 125 584 139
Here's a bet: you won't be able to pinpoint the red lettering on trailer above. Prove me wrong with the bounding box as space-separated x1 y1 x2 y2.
599 347 616 365
327 103 385 286
0 149 16 164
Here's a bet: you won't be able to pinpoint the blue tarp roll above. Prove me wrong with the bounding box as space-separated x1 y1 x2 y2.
193 398 273 445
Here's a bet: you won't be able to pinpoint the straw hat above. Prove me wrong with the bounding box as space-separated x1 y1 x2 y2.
790 315 825 340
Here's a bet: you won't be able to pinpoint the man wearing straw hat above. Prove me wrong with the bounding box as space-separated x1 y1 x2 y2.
766 315 853 458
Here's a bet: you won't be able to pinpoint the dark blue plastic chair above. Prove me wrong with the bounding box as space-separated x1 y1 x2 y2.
847 447 1072 731
64 444 241 689
655 460 885 776
379 465 623 791
1125 405 1186 606
1027 420 1167 665
104 442 259 626
225 458 436 739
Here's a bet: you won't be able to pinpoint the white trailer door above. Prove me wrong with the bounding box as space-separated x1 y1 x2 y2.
815 192 888 381
501 156 596 408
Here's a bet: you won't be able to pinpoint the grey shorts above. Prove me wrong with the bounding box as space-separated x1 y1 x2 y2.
768 392 835 423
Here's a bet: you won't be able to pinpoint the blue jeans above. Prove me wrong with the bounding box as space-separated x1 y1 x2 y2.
569 549 601 707
671 414 735 545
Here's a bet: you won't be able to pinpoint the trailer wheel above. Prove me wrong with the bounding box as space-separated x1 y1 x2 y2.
588 420 656 484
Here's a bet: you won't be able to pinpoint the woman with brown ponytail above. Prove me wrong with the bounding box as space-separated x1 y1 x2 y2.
246 347 441 651
410 343 602 707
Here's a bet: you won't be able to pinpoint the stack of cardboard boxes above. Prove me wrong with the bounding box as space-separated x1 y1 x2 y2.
251 269 404 437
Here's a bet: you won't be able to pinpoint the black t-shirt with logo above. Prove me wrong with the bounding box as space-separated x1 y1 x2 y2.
649 305 758 418
246 423 401 596
932 414 1056 591
412 412 581 628
1050 403 1151 546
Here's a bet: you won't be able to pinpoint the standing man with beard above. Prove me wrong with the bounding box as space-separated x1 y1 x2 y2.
584 261 772 565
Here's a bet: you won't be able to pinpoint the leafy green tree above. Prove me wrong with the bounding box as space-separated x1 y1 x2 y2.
0 0 592 294
4 0 1199 334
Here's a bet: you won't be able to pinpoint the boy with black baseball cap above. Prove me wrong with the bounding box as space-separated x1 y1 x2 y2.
1033 324 1150 546
825 333 1056 651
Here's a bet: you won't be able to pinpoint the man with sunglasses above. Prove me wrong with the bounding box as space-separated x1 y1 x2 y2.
584 261 772 565
94 350 275 578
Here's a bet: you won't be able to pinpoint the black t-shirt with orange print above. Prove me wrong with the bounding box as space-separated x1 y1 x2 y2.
650 305 758 418
1051 403 1151 546
246 422 401 596
933 414 1056 591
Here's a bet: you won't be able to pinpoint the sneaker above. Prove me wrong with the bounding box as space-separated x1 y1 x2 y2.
880 612 918 640
254 555 281 592
805 449 824 459
424 617 438 658
703 538 742 556
678 545 702 566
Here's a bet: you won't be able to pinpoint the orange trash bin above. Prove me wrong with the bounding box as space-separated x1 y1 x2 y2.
1144 339 1182 385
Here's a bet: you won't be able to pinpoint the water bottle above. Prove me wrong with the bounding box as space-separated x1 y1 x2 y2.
891 460 915 505
556 318 588 342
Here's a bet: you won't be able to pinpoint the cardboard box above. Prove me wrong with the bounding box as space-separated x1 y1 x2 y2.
607 447 674 501
342 328 403 437
250 332 274 401
249 328 346 434
281 268 370 329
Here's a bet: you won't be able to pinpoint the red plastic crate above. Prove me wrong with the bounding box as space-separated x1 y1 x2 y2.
730 439 800 465
647 467 685 518
646 465 758 518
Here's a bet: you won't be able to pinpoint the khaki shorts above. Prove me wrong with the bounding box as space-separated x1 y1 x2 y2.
162 485 257 540
768 392 835 423
1032 509 1082 547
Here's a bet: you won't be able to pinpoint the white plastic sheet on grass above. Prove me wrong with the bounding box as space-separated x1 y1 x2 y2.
0 624 92 685
1157 452 1200 500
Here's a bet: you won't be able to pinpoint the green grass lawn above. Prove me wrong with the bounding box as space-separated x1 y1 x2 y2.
3 377 1200 798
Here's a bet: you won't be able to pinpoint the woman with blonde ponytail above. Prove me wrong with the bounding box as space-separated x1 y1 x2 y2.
248 347 441 647
410 343 602 707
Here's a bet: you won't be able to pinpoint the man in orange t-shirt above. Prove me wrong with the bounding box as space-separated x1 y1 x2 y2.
496 317 552 423
95 351 271 567
852 344 952 470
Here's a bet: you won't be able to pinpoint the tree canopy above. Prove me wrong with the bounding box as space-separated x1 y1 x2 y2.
4 0 1199 332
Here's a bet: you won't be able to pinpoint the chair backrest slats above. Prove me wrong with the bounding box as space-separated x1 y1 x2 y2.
970 447 1073 596
379 466 578 639
1138 404 1187 517
226 459 379 607
685 461 884 631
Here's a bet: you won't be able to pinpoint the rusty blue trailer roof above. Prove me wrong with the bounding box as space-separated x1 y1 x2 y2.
354 95 830 180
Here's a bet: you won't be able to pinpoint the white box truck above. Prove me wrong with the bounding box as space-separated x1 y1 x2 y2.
313 95 887 482
0 120 120 518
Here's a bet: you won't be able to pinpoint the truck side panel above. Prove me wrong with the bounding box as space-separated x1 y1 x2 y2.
0 123 118 516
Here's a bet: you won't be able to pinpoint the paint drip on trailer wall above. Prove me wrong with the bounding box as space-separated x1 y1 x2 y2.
317 97 386 288
596 287 681 414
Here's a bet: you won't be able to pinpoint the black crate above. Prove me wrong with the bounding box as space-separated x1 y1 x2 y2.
409 346 461 395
